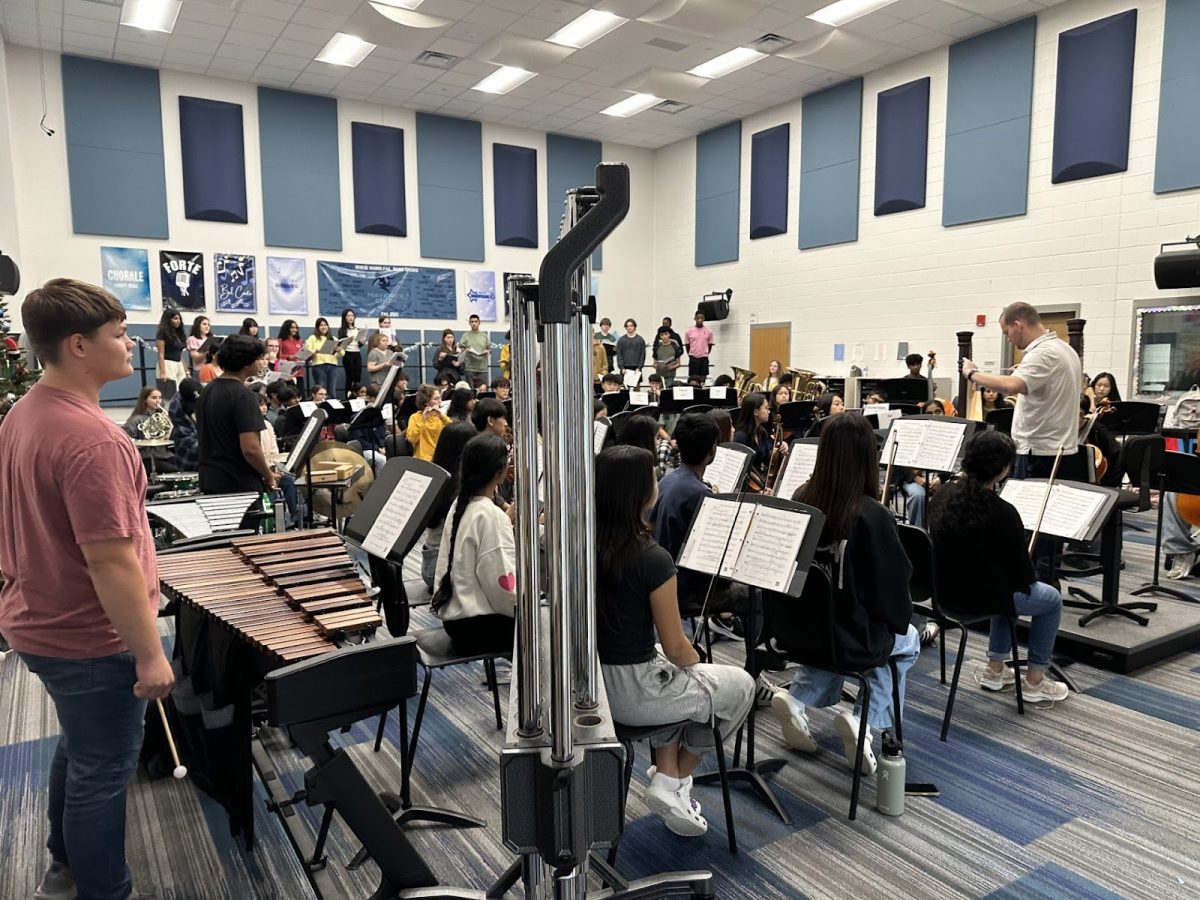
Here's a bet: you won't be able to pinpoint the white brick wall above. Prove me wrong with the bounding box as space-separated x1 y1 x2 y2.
650 0 1200 395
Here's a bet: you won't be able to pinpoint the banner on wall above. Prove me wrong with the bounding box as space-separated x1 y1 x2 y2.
266 257 308 315
159 251 206 311
214 254 256 313
462 270 497 322
100 247 151 311
316 261 456 319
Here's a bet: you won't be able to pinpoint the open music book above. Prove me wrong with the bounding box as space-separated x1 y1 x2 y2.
773 442 819 502
678 497 810 592
1000 479 1109 541
705 445 751 494
593 420 609 454
361 470 434 558
623 369 641 388
881 417 967 473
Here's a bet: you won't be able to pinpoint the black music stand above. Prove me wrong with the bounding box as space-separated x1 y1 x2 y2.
317 399 355 427
1131 451 1200 605
985 407 1014 433
705 387 739 409
600 390 628 417
657 387 704 414
343 457 449 567
779 400 816 437
879 377 931 404
681 494 826 824
280 408 327 528
1103 400 1164 440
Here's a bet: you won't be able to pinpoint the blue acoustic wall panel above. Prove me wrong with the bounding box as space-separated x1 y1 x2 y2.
547 133 602 268
799 79 862 249
943 18 1036 226
258 88 341 250
1154 0 1200 193
61 56 168 239
749 124 789 239
874 77 930 216
695 121 741 266
1052 11 1137 184
179 96 247 223
493 143 538 249
416 113 484 262
352 122 406 237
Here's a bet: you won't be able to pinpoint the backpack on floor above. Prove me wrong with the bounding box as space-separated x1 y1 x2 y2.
1172 384 1200 430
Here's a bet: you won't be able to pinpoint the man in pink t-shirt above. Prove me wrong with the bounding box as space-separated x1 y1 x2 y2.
683 309 716 384
0 278 174 900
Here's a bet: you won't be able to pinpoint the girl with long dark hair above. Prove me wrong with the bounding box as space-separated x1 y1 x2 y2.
155 309 188 391
928 431 1067 701
733 392 773 472
338 308 363 390
804 391 844 438
421 422 477 590
1090 371 1121 405
771 414 919 774
186 316 211 367
432 433 516 654
595 446 753 838
238 318 259 337
305 317 341 397
446 386 476 423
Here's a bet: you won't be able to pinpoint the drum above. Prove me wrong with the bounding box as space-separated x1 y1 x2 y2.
154 471 199 497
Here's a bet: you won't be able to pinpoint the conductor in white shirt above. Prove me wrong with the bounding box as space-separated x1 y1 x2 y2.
960 302 1081 480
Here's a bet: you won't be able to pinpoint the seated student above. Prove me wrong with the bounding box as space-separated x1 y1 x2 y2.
256 393 303 527
929 431 1068 701
490 377 511 401
647 373 664 399
168 379 202 471
406 384 450 462
263 380 285 425
864 390 888 405
979 386 1006 418
273 385 303 447
447 386 476 423
922 399 945 416
596 445 754 837
593 398 608 420
711 373 735 388
772 414 919 774
123 386 178 474
471 397 508 438
600 373 623 393
621 414 659 456
432 433 517 654
734 392 784 476
804 391 844 438
1079 394 1122 488
1163 493 1200 580
421 422 478 591
709 408 733 445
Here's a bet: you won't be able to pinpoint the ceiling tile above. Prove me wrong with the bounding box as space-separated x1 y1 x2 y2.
239 0 297 23
220 30 277 49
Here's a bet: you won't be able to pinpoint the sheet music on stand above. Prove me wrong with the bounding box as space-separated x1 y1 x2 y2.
864 403 902 429
343 457 450 564
773 441 819 502
705 443 753 494
593 419 609 454
623 369 641 389
677 494 825 596
1000 479 1116 542
282 408 328 477
881 416 968 472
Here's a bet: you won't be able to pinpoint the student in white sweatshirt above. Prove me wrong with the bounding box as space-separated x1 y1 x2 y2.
432 432 517 654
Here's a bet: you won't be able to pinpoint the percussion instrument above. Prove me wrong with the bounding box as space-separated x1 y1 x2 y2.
158 529 381 663
152 471 199 501
304 441 374 522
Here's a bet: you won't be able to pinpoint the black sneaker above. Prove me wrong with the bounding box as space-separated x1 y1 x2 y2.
707 615 744 642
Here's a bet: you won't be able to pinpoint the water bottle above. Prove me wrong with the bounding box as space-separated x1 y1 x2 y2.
876 730 905 816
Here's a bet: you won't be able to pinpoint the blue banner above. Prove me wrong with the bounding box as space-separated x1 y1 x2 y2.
317 261 456 319
159 250 206 311
463 270 497 321
100 247 151 311
214 254 256 312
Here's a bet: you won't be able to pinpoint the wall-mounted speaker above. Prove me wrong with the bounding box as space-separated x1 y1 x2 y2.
698 289 732 321
0 253 19 297
1155 245 1200 290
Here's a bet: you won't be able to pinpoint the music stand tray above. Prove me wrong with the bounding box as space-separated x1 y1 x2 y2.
343 458 450 565
679 494 826 824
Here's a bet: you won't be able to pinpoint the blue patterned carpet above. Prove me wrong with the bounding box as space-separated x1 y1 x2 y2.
2 519 1199 899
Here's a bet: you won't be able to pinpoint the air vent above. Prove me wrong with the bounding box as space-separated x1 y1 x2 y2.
751 33 794 53
646 36 689 52
415 50 459 69
652 99 691 114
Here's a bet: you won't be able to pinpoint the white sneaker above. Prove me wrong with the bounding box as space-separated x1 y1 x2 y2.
978 664 1016 692
645 774 708 837
1166 551 1198 580
755 672 781 709
1022 675 1069 702
33 861 77 900
918 621 941 647
833 710 877 776
645 766 699 815
771 692 817 753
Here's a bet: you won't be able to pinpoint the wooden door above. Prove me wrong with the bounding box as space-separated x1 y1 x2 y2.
1011 312 1073 366
749 324 790 384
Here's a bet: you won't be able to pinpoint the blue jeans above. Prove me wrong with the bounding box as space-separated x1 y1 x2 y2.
989 581 1062 671
899 481 926 528
787 625 920 731
18 651 147 900
1162 492 1200 555
310 363 338 396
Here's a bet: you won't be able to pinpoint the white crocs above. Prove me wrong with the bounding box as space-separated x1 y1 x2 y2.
645 774 708 837
834 710 877 776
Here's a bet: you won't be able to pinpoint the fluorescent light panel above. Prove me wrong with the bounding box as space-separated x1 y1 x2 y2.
602 93 661 117
546 9 627 49
687 46 766 79
316 32 377 67
119 0 181 33
472 65 536 94
808 0 900 28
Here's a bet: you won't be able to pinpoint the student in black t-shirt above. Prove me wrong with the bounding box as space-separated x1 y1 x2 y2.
195 334 277 495
595 445 753 839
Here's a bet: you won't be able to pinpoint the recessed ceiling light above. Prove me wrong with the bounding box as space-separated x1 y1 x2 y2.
687 47 766 80
546 9 627 49
316 33 377 67
119 0 181 33
471 65 536 94
601 93 661 117
808 0 901 28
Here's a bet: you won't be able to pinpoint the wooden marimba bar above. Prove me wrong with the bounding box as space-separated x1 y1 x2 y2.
158 529 382 664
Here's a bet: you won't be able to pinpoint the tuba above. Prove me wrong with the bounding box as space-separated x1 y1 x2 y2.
788 368 827 402
731 366 758 401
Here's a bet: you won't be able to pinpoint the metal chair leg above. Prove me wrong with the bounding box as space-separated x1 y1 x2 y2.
938 624 947 685
849 678 871 821
485 658 503 731
889 658 903 746
373 706 389 753
940 625 969 742
608 738 637 867
1009 620 1024 715
409 666 434 767
712 724 737 854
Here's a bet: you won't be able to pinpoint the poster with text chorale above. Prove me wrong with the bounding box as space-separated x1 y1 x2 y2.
215 254 256 313
159 251 206 311
100 247 151 311
267 257 308 315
